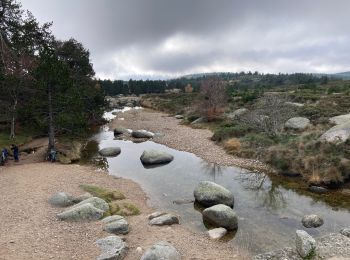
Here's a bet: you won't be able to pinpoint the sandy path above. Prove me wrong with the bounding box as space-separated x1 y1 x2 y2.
0 163 247 260
111 108 269 172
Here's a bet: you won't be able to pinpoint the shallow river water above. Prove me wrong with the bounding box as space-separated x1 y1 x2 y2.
85 109 350 254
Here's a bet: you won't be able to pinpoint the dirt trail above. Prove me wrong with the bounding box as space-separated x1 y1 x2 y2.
0 162 247 260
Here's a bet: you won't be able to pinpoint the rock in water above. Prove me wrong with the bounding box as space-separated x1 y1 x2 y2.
103 215 129 235
295 230 316 258
95 235 128 260
340 227 350 238
141 241 181 260
308 186 328 194
114 127 127 136
285 117 310 130
49 192 74 207
194 181 234 207
73 197 109 213
99 147 121 157
149 214 179 226
202 204 238 230
302 214 324 228
131 130 154 138
57 203 104 221
140 149 174 165
207 227 227 240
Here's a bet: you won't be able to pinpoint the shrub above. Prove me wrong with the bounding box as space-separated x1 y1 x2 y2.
211 125 251 142
224 138 241 154
80 184 125 202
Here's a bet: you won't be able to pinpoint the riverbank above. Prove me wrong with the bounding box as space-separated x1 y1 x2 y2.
110 108 270 173
0 162 247 260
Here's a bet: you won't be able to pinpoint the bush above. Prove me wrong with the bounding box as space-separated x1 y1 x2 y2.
80 184 125 202
223 138 241 154
241 133 275 147
211 125 251 142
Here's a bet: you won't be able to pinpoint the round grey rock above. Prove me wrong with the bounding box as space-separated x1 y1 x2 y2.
285 117 310 130
57 203 104 221
302 214 324 228
295 230 316 258
194 181 234 207
140 150 174 165
104 217 129 235
202 204 238 230
73 197 109 213
131 130 154 138
96 235 128 260
141 241 181 260
99 147 121 157
49 192 74 207
149 214 179 226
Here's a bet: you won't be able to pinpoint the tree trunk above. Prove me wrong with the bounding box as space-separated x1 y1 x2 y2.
10 98 17 139
48 84 55 150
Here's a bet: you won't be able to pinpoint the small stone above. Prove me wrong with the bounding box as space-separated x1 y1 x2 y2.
95 235 128 260
136 247 143 254
340 228 350 238
302 214 324 228
141 241 181 260
104 217 129 235
148 211 167 220
149 214 179 226
49 192 74 207
208 227 227 240
295 230 316 258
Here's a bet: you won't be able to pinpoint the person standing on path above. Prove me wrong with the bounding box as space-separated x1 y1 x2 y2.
11 144 19 162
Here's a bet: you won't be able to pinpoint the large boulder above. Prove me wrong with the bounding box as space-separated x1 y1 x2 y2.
73 197 109 212
49 192 74 207
141 241 181 260
320 121 350 143
285 117 310 130
57 203 104 221
226 108 249 120
194 181 234 207
99 147 121 157
329 113 350 125
103 215 129 235
302 214 324 228
140 150 174 165
295 230 316 258
131 130 154 139
202 204 238 230
149 213 179 226
95 235 128 260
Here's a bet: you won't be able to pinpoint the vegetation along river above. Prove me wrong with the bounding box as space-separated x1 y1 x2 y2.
84 108 350 255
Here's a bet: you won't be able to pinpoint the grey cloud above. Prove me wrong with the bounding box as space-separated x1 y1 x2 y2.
20 0 350 79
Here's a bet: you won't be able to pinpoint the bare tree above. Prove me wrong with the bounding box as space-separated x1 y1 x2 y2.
238 94 296 137
197 77 227 120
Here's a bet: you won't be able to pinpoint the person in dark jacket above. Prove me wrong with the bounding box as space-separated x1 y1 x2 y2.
11 144 19 162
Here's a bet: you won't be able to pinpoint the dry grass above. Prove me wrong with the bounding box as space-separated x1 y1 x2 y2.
79 184 125 202
224 138 241 154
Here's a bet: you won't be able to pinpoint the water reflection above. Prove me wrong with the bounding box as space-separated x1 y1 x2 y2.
83 124 350 254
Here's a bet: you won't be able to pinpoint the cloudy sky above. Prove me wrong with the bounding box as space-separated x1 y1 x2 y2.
21 0 350 80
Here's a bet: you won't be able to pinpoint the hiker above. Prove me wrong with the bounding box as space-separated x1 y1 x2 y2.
0 148 6 166
49 148 56 162
11 144 19 162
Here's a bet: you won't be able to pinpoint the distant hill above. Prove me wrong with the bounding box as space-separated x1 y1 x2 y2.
333 71 350 80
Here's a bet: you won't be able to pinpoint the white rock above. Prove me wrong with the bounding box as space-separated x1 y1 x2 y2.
295 230 316 258
208 227 227 240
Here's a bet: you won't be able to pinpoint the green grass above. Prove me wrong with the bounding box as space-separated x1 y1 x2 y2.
108 201 140 216
0 132 32 149
79 184 125 202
